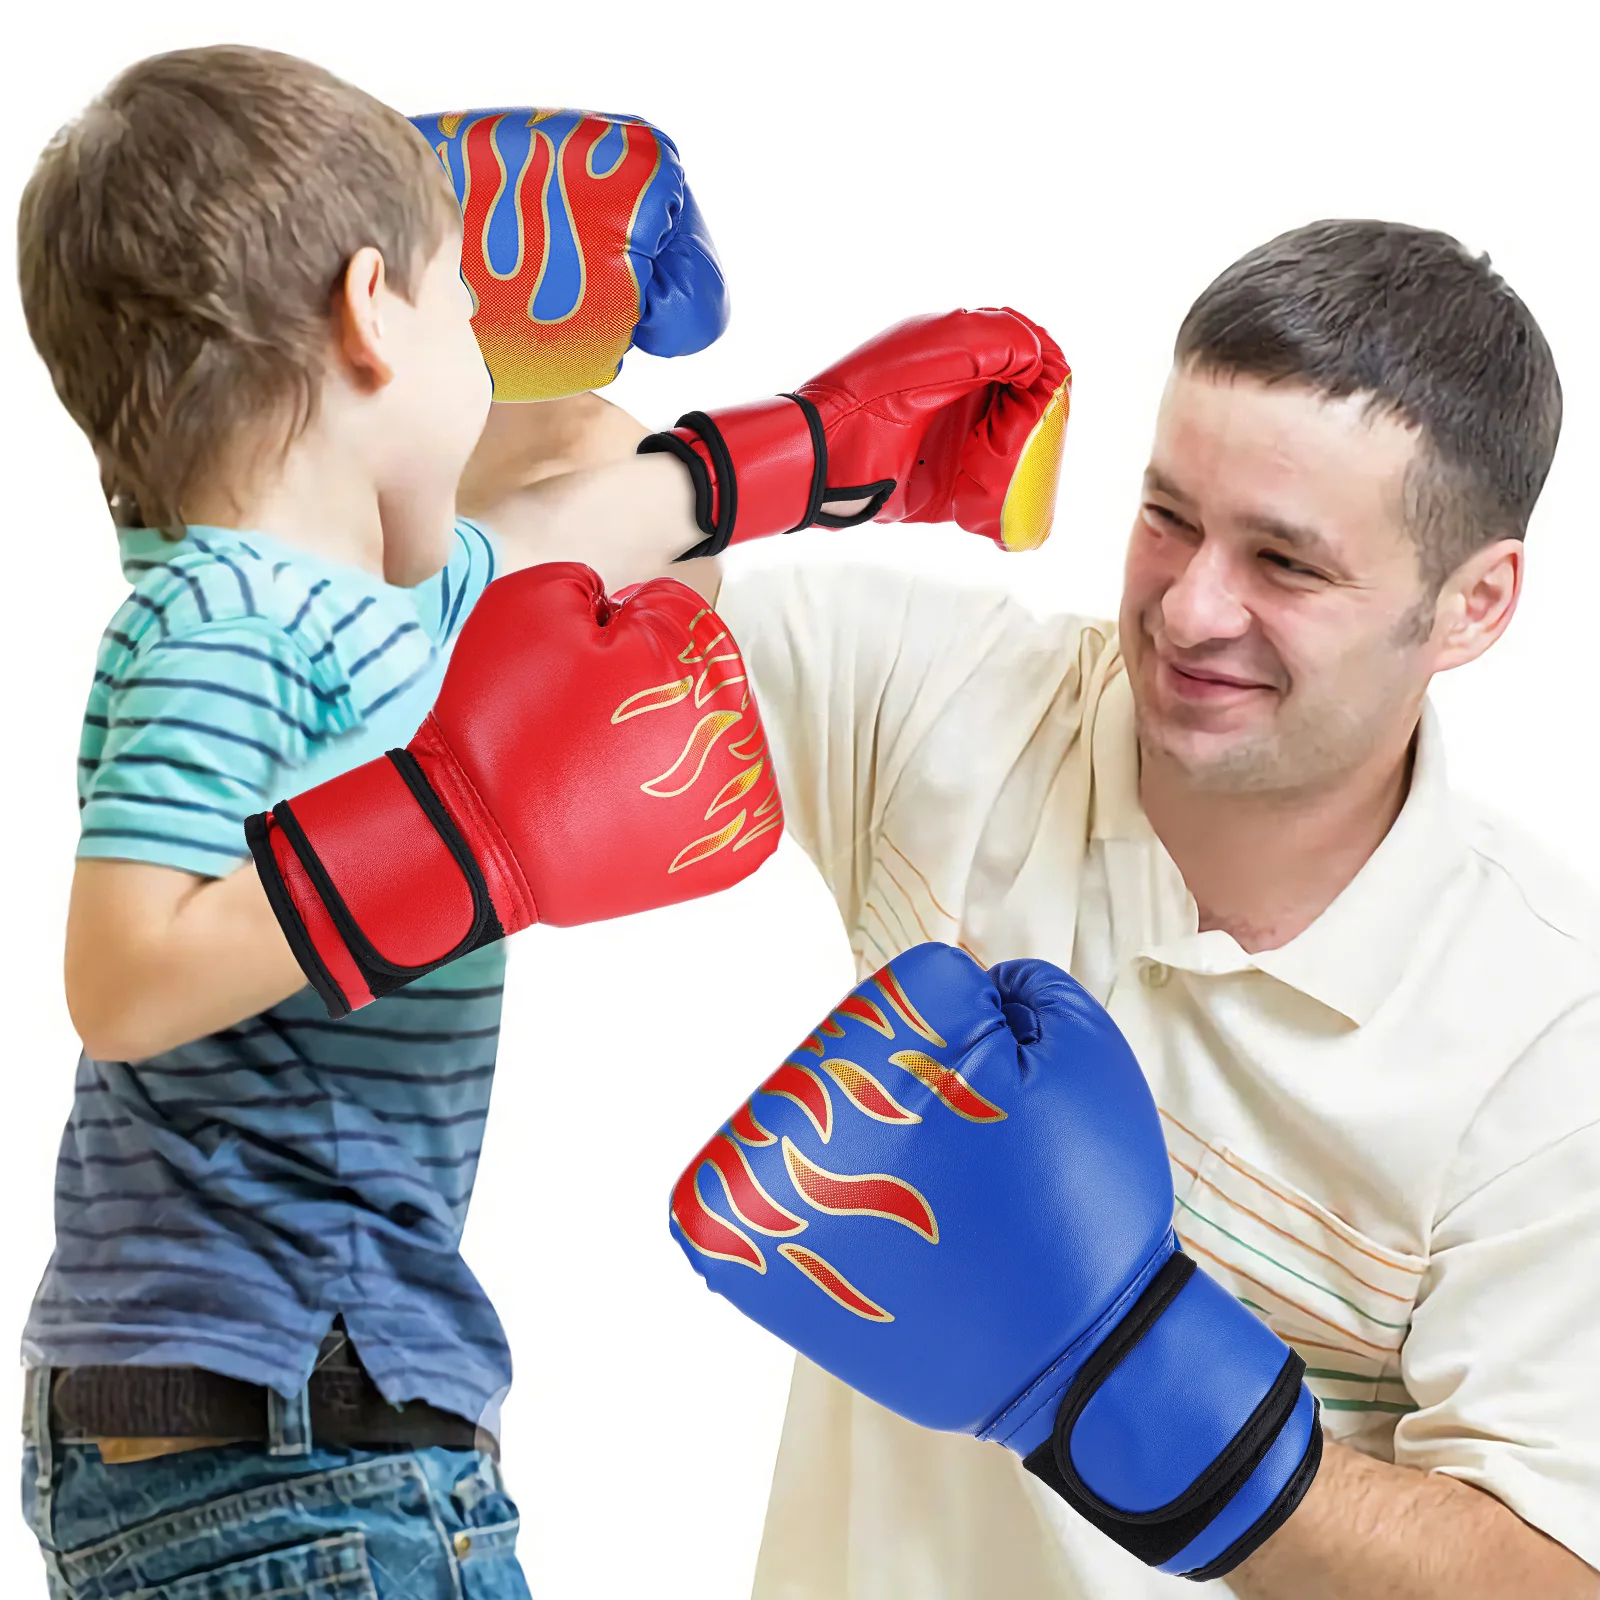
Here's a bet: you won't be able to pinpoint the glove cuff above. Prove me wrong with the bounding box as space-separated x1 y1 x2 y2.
640 395 829 558
246 730 524 1017
1021 1251 1321 1580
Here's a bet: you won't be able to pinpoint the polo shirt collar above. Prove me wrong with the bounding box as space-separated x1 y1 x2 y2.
1097 670 1465 1026
1244 708 1462 1023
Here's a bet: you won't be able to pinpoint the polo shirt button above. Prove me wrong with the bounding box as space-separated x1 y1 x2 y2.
1142 962 1172 988
454 1533 473 1558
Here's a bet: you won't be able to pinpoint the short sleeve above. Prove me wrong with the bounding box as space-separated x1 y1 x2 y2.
415 520 501 647
78 620 344 877
1394 1002 1600 1567
716 563 1043 931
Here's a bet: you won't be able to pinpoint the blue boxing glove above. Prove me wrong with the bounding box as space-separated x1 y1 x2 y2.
670 943 1321 1580
411 108 729 400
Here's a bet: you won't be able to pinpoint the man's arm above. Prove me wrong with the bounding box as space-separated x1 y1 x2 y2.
1239 1030 1600 1598
1232 1438 1598 1599
454 392 894 604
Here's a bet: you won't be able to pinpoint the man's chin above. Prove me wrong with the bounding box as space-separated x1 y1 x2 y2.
1136 715 1281 792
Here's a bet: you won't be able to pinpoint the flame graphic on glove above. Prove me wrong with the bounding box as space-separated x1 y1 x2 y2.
776 1244 892 1322
673 965 1004 1321
782 1140 938 1242
816 1058 920 1125
611 608 784 877
429 110 662 400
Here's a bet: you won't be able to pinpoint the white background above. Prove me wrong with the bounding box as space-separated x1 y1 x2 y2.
1 1 1596 1594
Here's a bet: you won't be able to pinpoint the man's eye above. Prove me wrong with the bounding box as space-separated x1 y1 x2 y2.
1144 504 1187 530
1261 550 1323 580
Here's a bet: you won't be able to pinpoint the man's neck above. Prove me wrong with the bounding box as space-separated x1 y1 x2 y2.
1138 732 1417 954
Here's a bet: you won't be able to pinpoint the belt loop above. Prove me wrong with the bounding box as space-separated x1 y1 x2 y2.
28 1367 56 1488
268 1381 313 1458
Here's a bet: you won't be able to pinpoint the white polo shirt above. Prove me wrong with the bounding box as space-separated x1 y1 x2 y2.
718 562 1600 1597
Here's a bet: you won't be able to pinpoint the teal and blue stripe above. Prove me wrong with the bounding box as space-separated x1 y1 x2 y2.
26 520 518 1425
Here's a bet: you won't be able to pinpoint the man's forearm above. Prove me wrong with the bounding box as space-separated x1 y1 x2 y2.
1230 1438 1597 1600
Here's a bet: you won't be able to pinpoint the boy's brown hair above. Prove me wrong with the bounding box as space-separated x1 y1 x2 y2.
16 44 461 531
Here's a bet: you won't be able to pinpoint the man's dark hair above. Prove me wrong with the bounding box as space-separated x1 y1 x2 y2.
1175 219 1562 592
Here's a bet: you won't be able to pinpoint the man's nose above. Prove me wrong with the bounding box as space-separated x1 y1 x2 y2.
1160 542 1252 649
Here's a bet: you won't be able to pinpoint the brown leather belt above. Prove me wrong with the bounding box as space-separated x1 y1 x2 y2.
25 1326 495 1459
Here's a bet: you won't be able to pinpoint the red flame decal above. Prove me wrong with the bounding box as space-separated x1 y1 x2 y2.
455 112 660 400
703 1133 804 1236
671 1154 764 1272
835 994 896 1038
756 1063 833 1142
889 1050 1006 1123
818 1059 920 1124
782 1139 938 1243
778 1243 893 1322
875 966 948 1048
729 1101 775 1147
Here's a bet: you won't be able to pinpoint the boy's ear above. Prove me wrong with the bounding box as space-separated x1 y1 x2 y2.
335 246 394 389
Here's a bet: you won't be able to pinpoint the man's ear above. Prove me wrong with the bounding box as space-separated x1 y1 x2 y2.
1429 538 1523 672
333 246 394 389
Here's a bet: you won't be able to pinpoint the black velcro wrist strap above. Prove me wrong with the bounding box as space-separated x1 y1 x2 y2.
246 807 353 1019
647 396 828 560
641 409 739 560
640 428 721 561
782 391 830 533
1021 1252 1314 1576
247 749 506 1018
813 478 897 529
1183 1418 1322 1582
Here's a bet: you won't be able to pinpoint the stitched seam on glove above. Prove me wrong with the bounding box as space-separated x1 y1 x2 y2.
982 1231 1178 1449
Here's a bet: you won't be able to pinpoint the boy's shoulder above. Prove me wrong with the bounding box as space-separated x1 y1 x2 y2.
105 527 446 714
114 527 381 646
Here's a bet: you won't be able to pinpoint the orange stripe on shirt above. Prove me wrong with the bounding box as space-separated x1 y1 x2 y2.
1170 1160 1414 1305
864 900 912 955
1160 1108 1422 1277
876 836 984 962
1175 1232 1400 1355
874 855 936 945
880 834 963 924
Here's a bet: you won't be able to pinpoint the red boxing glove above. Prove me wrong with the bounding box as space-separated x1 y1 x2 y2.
246 564 782 1017
639 308 1071 557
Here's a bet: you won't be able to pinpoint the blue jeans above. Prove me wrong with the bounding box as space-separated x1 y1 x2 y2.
20 1367 531 1598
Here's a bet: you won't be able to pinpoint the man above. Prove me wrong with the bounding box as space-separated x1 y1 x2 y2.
684 220 1600 1595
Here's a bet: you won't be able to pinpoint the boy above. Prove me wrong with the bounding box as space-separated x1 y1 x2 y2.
14 44 739 1597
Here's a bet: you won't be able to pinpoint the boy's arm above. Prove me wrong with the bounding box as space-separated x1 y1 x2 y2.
69 398 725 1061
458 393 722 596
66 860 305 1061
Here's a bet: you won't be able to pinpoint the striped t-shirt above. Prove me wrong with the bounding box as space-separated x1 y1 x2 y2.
24 521 515 1428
